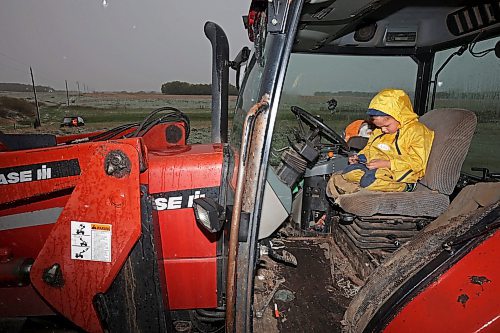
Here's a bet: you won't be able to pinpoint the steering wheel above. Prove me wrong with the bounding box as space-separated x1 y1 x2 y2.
291 106 349 150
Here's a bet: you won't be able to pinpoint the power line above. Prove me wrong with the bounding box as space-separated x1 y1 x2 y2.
0 51 63 87
0 60 29 75
0 51 29 67
0 51 99 92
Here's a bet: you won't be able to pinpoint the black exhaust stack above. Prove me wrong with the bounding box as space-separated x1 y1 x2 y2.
204 21 229 143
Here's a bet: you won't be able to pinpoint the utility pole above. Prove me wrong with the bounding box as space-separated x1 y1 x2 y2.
65 80 70 106
77 81 80 96
30 66 41 128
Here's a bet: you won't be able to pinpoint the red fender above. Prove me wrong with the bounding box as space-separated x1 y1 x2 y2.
385 230 500 333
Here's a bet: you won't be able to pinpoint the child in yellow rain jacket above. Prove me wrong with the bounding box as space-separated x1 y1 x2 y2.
328 89 434 196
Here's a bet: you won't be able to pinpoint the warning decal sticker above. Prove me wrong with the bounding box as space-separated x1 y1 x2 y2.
71 221 112 262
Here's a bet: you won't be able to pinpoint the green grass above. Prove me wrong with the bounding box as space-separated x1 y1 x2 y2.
0 93 232 135
462 122 500 174
1 91 498 173
273 95 499 172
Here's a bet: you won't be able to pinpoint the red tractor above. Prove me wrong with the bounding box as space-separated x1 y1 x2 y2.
1 1 499 332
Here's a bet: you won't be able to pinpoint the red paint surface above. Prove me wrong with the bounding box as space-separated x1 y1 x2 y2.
141 122 186 149
0 146 88 265
1 134 222 323
0 123 185 262
0 224 55 259
385 230 500 333
30 140 143 333
0 145 81 204
0 196 69 261
54 122 186 147
163 258 217 309
0 285 54 317
158 209 217 259
147 144 223 193
147 143 223 309
0 194 68 217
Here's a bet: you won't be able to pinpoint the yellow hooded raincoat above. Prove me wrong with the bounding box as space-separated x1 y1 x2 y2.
343 89 435 192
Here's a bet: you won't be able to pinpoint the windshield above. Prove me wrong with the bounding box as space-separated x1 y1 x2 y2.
270 45 500 175
270 54 417 165
231 50 268 150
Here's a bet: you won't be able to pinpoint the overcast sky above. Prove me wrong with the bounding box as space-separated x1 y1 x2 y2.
0 0 249 92
1 1 498 93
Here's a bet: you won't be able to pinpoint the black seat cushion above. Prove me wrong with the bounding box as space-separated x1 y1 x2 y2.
0 133 57 151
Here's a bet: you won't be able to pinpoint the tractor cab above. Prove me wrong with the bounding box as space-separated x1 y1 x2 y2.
0 1 499 332
224 0 500 331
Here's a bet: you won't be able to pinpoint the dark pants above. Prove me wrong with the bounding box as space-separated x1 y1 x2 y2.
342 164 377 188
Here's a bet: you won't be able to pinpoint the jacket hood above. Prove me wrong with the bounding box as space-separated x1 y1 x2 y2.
368 89 418 126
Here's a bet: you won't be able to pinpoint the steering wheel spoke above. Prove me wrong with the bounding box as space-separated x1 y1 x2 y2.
290 106 349 150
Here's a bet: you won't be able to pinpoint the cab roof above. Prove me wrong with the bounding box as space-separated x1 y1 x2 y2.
294 0 500 54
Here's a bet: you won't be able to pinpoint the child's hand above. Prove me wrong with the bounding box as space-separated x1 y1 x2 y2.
348 154 359 164
366 159 390 170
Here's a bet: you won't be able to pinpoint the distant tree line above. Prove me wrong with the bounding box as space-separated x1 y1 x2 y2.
161 81 238 95
0 82 54 92
314 91 377 97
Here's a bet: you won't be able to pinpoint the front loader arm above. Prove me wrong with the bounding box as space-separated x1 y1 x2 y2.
30 140 147 333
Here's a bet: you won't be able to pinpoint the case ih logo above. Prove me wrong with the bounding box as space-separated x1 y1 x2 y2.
152 187 219 211
0 159 80 185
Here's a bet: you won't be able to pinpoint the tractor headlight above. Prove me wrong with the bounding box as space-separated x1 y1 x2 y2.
193 197 224 233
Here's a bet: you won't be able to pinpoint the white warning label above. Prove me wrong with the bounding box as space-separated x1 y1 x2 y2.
71 221 112 262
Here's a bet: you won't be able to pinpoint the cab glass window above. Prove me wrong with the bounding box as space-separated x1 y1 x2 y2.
271 54 417 165
432 37 500 175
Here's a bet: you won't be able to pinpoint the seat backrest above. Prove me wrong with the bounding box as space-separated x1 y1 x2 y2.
419 108 477 195
347 136 368 151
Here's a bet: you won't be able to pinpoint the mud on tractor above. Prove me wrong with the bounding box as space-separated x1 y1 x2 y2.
1 0 499 332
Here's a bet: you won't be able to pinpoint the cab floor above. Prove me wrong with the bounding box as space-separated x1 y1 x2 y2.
254 237 355 333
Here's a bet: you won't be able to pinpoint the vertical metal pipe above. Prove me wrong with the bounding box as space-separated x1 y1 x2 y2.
204 21 229 143
225 96 269 333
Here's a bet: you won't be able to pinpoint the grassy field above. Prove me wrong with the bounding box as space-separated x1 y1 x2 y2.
275 94 499 173
0 91 236 144
1 91 498 173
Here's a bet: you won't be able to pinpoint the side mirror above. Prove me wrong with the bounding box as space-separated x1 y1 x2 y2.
229 46 251 90
495 40 500 58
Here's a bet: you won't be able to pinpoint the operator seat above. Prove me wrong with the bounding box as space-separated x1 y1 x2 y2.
335 108 477 218
346 136 368 152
